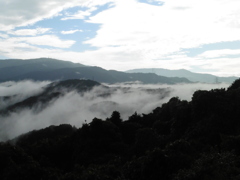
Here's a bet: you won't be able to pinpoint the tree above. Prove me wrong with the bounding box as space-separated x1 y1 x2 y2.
108 111 122 126
228 78 240 91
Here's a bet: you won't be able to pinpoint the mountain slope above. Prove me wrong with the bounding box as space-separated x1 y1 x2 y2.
0 59 191 84
126 68 238 83
0 58 85 81
8 66 191 84
0 57 85 69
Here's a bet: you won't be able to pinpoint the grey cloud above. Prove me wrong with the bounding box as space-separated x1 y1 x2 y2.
0 0 116 30
0 0 89 30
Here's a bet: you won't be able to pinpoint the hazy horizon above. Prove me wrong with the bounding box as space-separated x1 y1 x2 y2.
0 57 239 78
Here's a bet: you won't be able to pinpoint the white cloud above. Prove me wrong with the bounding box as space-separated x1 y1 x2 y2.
0 80 50 110
0 80 50 97
14 35 75 48
0 35 76 58
81 0 240 59
81 0 114 8
8 28 51 36
198 49 240 58
61 29 83 34
85 0 240 54
62 10 90 20
193 57 240 77
61 7 97 20
0 33 9 39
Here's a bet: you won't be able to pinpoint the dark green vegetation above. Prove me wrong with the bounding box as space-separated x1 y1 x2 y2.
126 68 238 83
0 58 190 84
1 79 240 179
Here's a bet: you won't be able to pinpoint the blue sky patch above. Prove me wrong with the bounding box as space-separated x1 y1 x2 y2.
138 0 164 6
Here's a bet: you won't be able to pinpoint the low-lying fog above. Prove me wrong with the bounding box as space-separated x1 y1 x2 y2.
0 80 230 141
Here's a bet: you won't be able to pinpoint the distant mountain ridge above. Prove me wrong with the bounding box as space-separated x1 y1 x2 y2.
0 58 190 84
0 58 86 69
126 68 238 83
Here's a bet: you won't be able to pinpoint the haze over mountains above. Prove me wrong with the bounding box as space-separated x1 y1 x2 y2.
126 68 239 83
0 58 190 84
1 58 237 84
0 57 233 140
1 58 237 179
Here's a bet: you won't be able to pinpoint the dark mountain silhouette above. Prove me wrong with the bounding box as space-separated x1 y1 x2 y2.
126 68 238 83
0 57 85 69
1 79 240 179
0 58 85 81
0 58 191 84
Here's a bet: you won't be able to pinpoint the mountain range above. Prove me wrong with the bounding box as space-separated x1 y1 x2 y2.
0 58 190 84
126 68 238 83
1 58 238 84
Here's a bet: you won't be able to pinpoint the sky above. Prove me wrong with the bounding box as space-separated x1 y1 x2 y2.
0 0 240 76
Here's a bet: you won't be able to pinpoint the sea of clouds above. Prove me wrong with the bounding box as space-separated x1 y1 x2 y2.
0 80 230 141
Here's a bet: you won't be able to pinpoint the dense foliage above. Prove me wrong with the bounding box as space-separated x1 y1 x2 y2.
2 79 240 179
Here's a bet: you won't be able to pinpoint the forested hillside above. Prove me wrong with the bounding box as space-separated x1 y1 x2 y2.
0 58 190 84
1 79 240 179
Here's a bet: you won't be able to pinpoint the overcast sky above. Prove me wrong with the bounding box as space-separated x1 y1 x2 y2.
0 0 240 76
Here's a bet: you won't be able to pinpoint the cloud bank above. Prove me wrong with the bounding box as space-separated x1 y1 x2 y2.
0 80 50 110
0 81 229 141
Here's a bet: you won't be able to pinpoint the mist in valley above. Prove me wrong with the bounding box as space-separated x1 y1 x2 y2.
0 80 230 141
0 80 50 110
